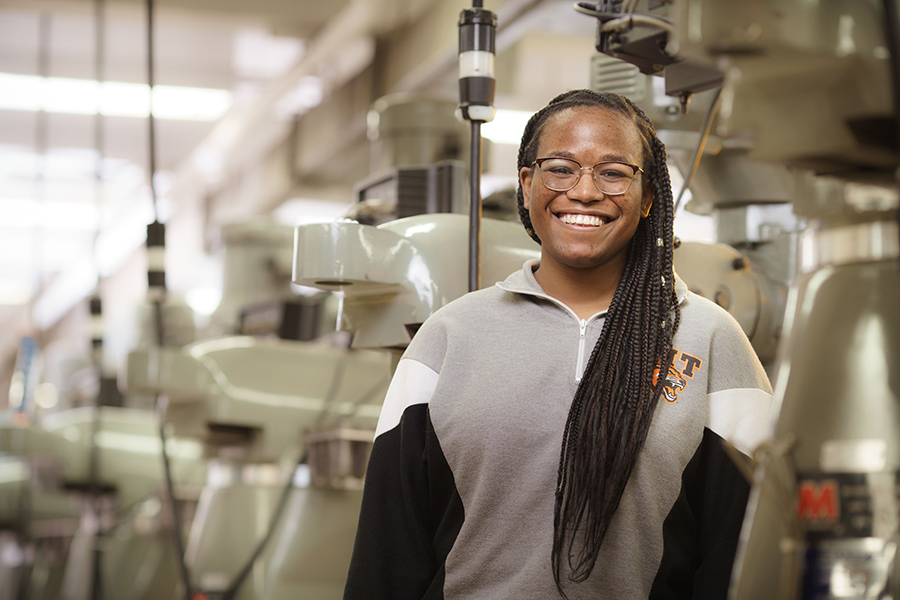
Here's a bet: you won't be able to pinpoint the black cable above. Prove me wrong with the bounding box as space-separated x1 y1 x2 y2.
94 0 105 185
147 0 159 222
219 454 305 600
88 2 106 595
151 291 191 600
882 0 900 387
156 393 193 600
143 4 190 595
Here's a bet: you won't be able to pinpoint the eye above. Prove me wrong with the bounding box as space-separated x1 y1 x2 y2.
596 168 628 179
541 158 579 176
549 165 576 175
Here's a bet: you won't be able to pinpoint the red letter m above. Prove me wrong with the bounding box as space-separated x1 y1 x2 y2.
796 480 840 521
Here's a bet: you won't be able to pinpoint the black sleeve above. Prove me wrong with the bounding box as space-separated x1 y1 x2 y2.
649 428 751 600
343 404 463 600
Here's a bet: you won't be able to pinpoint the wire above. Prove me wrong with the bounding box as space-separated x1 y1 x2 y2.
147 0 159 222
156 395 193 600
144 2 190 597
673 87 722 215
88 4 106 598
219 451 304 600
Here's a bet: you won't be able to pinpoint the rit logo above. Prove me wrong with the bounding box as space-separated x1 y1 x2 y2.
652 348 702 404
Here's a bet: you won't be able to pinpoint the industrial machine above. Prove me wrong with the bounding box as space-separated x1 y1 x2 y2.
0 405 207 600
577 0 900 597
119 213 397 600
126 333 394 600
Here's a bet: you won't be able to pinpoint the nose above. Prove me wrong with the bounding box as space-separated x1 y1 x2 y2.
567 166 603 200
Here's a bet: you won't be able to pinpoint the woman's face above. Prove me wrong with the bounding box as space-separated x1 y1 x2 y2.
520 106 653 280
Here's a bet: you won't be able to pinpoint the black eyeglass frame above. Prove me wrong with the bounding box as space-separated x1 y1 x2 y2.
532 157 645 195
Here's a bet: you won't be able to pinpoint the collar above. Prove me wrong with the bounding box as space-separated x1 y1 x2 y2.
496 259 689 306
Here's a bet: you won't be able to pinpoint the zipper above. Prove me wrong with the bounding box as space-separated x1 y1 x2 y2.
496 280 605 384
575 319 587 383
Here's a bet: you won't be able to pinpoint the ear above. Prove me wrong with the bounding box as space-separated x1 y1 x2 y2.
519 166 534 210
641 187 654 218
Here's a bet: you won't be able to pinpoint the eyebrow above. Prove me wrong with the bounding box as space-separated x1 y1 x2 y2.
545 150 635 164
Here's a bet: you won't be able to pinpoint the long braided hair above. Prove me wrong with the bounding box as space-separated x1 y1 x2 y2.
516 89 681 592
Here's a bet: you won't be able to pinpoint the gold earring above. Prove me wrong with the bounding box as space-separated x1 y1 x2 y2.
641 202 652 218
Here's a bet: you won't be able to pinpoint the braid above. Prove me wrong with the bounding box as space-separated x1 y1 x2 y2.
516 90 681 595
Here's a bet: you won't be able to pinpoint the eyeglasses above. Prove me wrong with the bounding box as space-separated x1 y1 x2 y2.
533 157 644 196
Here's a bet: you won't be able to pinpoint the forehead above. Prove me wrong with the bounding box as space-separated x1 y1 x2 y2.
536 106 645 162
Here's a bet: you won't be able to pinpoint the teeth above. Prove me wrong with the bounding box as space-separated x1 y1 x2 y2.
560 213 604 227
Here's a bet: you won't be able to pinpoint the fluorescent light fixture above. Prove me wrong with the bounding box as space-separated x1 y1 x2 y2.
482 109 533 145
0 145 138 184
0 73 232 121
4 198 100 230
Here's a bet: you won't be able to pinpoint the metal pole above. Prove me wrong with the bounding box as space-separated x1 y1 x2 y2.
458 3 496 292
469 120 482 291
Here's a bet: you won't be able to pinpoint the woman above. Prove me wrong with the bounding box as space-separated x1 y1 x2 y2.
343 90 773 599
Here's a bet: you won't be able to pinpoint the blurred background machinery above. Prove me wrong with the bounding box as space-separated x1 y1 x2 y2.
1 0 898 598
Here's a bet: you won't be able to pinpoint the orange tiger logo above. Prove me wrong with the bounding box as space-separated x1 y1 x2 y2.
653 363 688 403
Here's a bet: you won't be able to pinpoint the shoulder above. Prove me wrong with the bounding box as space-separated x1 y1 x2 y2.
416 282 522 335
674 290 772 391
677 290 755 351
403 285 509 366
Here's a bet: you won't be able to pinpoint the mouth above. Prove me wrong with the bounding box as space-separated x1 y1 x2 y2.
556 212 608 227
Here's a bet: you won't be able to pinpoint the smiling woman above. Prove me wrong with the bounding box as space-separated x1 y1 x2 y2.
344 89 774 600
519 104 653 315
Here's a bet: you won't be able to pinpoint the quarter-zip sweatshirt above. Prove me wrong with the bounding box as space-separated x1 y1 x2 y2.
345 260 773 600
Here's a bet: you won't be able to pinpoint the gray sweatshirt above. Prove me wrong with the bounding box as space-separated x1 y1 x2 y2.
345 260 773 599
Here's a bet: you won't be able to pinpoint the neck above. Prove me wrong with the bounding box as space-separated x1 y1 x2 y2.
533 259 624 320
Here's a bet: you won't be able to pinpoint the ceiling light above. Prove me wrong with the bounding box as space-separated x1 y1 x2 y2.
0 72 231 121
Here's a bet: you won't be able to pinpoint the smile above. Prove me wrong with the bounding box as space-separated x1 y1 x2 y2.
558 213 606 227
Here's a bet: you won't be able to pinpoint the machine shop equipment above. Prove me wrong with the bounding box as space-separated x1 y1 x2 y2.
121 214 395 599
293 213 540 352
591 49 800 369
580 0 900 597
0 406 206 600
126 335 392 600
